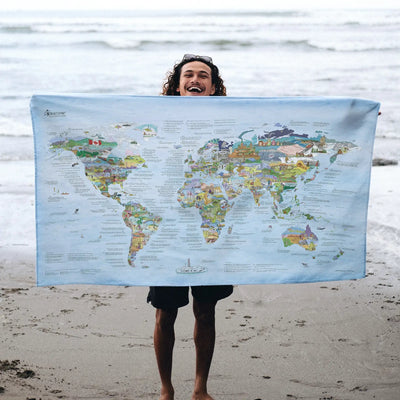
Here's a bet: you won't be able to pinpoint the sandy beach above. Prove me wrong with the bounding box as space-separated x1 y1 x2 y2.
0 163 399 399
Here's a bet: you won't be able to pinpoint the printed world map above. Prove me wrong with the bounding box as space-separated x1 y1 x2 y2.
31 95 379 286
47 124 355 276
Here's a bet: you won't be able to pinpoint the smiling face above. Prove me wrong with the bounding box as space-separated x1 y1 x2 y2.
176 61 216 96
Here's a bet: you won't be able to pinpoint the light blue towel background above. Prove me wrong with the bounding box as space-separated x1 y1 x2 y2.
31 95 380 286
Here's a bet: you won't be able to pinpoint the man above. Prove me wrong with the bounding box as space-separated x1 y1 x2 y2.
147 54 233 400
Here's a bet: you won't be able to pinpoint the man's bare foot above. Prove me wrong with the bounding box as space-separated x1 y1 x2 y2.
160 395 174 400
191 391 214 400
160 385 174 400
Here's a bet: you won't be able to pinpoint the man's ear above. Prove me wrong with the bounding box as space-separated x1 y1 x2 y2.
176 87 180 93
211 84 216 95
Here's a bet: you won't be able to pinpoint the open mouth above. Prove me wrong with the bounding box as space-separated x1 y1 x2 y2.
187 86 203 93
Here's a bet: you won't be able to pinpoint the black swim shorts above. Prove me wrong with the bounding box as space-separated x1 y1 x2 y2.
147 285 233 309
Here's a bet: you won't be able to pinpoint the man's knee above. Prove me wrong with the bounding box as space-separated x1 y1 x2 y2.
193 300 216 326
155 308 178 330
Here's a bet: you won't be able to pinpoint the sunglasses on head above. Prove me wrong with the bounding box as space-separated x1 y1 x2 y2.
182 54 213 64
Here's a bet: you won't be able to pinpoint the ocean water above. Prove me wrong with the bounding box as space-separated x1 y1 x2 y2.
0 8 399 264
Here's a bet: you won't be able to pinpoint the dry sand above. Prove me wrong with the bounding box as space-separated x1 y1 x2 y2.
1 165 400 400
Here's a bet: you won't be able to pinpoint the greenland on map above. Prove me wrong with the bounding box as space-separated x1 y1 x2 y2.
31 95 380 286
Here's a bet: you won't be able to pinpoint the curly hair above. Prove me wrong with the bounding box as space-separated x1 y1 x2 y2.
161 57 227 96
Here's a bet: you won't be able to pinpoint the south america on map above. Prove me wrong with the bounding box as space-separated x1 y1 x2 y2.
31 95 380 286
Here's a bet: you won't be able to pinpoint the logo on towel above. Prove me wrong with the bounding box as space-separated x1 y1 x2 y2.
44 109 66 118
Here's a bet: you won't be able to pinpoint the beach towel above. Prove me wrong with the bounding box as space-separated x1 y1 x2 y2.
31 95 380 286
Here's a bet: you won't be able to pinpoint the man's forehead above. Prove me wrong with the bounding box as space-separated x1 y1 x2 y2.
181 61 212 74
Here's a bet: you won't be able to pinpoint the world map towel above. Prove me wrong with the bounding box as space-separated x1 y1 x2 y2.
31 95 380 286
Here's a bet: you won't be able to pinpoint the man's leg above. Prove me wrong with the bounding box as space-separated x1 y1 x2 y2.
154 307 178 400
192 299 217 400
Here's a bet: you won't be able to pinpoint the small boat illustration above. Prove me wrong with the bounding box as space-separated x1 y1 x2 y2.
176 258 207 274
